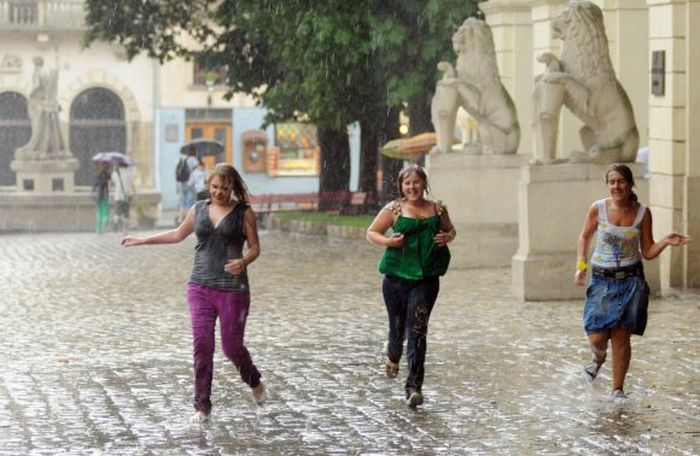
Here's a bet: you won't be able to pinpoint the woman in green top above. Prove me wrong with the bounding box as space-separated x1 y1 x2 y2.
367 165 456 408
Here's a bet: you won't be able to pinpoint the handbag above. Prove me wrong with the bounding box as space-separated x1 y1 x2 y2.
433 244 451 276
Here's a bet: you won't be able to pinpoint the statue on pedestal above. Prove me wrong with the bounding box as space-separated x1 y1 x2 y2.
15 56 70 160
532 0 639 165
431 18 520 155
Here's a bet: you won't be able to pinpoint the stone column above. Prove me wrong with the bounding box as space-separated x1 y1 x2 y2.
647 0 697 290
683 0 700 287
529 0 582 159
482 0 534 156
598 0 649 155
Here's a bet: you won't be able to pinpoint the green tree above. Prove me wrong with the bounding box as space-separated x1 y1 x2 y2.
84 1 484 205
368 0 484 196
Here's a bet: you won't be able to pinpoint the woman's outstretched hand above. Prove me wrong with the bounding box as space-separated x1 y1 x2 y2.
664 232 691 247
121 236 143 247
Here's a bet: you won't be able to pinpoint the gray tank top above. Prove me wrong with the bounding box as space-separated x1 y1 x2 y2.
189 200 249 291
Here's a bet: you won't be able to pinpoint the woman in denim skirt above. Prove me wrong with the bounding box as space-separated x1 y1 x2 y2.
574 164 690 400
367 165 456 408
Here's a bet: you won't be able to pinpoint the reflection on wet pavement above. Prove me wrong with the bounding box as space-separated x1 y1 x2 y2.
0 230 698 454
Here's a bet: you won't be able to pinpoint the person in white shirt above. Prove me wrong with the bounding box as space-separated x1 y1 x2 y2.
188 160 208 201
112 163 136 233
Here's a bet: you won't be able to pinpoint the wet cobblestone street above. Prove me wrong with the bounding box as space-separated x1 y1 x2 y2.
0 230 699 455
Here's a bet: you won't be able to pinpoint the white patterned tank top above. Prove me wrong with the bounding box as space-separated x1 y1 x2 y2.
591 199 645 269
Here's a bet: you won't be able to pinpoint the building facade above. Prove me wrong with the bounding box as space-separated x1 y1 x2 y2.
0 0 360 213
481 0 699 291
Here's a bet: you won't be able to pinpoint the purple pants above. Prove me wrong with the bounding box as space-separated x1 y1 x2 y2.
187 283 261 413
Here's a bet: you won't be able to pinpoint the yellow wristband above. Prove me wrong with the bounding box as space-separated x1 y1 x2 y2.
576 258 587 271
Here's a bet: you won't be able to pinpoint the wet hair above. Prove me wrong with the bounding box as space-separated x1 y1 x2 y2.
396 164 430 197
606 163 638 202
207 163 250 204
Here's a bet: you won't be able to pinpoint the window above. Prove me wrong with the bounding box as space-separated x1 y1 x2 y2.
69 88 126 186
273 123 319 176
0 92 31 185
193 61 227 87
191 127 203 139
10 2 38 25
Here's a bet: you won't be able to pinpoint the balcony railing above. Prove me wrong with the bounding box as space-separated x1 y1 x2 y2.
0 0 85 31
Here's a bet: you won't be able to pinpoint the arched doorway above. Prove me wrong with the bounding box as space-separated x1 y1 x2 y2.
69 88 126 186
0 92 31 186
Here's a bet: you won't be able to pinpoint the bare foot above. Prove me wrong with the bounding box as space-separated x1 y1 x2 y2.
251 383 266 406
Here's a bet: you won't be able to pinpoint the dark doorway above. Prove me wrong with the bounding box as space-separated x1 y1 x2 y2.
0 92 31 186
69 88 126 186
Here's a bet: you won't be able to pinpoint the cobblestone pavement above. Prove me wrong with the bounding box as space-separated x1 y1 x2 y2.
0 230 699 455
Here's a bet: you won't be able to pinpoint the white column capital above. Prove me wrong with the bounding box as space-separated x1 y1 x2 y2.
481 0 532 15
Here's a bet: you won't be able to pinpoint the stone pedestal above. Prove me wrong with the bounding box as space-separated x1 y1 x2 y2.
427 152 528 268
0 190 161 232
10 158 79 193
512 162 658 301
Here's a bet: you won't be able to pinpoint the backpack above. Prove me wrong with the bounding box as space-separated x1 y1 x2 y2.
175 157 191 183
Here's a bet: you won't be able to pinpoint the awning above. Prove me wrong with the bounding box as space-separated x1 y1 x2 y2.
242 130 268 144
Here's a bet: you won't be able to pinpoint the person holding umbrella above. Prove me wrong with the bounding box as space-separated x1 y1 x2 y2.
92 161 111 233
112 162 136 233
176 145 199 224
92 152 136 234
121 163 265 423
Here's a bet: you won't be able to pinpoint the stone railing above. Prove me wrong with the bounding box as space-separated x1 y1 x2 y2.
0 0 85 31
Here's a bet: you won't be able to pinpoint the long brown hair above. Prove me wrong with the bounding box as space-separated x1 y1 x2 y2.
208 163 250 204
606 163 637 202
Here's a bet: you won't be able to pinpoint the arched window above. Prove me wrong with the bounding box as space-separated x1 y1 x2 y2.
70 88 126 186
0 92 31 186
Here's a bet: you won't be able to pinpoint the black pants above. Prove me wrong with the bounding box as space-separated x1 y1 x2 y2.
382 275 440 395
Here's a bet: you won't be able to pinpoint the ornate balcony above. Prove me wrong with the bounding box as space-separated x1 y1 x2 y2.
0 0 85 31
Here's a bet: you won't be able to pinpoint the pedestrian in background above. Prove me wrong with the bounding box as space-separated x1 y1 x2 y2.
175 145 199 225
92 162 111 233
189 159 208 202
122 163 265 422
111 162 136 234
366 164 456 408
575 163 690 401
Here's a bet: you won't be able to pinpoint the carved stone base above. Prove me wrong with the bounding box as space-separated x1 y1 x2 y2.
512 162 658 301
10 157 79 193
427 152 528 267
461 143 483 155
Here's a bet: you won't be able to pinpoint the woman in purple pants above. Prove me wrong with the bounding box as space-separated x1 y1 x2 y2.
122 163 264 423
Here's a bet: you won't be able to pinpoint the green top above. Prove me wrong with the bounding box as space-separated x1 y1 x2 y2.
378 214 450 280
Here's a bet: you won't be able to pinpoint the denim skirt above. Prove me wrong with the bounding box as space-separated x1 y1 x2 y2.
583 274 650 336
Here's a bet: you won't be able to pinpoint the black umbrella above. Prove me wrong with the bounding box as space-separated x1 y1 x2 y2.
183 138 225 162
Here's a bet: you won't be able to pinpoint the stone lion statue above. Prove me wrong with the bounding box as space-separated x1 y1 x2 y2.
532 0 639 164
431 18 520 155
